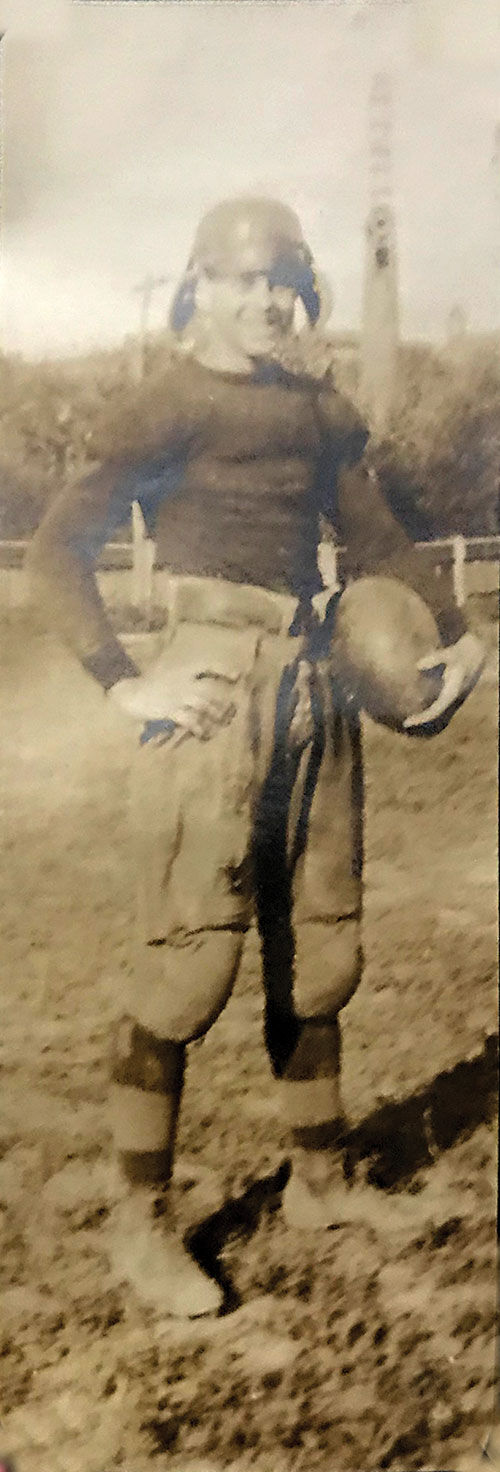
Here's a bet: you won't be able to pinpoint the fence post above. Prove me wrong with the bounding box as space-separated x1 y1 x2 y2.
452 534 467 607
131 501 155 621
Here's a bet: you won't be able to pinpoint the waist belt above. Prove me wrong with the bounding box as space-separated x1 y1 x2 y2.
163 573 298 637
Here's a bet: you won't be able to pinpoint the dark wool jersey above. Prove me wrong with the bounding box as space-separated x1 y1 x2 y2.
30 353 466 689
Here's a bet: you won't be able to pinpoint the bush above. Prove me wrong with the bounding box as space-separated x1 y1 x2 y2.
0 334 176 535
373 340 500 538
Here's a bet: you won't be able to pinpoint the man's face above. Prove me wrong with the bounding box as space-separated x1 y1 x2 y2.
201 270 297 361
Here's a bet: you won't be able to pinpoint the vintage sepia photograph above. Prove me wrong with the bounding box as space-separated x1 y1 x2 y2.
0 2 498 1469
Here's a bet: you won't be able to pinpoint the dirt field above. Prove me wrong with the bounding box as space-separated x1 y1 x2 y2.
0 612 498 1472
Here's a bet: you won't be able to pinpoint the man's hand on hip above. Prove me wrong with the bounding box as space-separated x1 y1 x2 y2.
108 667 239 742
404 631 485 735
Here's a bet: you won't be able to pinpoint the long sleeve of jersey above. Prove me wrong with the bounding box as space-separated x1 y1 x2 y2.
28 462 146 687
28 365 199 688
316 384 467 646
335 460 466 645
28 447 194 688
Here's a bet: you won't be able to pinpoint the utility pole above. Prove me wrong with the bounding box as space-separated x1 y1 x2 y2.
360 72 400 439
444 303 469 362
131 273 171 380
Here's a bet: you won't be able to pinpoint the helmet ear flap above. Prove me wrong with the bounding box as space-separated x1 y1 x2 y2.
298 264 321 325
268 251 322 325
295 266 333 330
169 267 198 333
296 268 333 330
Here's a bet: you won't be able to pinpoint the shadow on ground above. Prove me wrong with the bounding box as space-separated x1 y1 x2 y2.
348 1031 498 1189
188 1032 498 1306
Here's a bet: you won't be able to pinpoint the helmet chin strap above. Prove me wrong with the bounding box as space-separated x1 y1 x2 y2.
293 297 309 334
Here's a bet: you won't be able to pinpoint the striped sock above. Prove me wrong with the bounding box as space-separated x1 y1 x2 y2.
109 1017 185 1186
280 1018 345 1152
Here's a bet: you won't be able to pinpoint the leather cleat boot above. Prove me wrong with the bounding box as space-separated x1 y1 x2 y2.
105 1192 223 1318
282 1148 426 1236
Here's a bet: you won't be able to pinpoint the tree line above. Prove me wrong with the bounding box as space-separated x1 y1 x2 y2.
0 332 498 540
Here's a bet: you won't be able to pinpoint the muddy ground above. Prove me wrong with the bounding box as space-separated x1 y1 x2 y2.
0 610 498 1472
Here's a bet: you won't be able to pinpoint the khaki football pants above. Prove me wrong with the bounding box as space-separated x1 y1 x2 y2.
114 576 363 1172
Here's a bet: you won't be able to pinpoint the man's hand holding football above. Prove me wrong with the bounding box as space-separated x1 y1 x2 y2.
404 631 485 733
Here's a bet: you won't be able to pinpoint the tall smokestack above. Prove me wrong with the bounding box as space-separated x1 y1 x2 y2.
360 72 400 438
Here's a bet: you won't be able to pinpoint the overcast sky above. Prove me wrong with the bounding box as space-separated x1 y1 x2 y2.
1 0 499 359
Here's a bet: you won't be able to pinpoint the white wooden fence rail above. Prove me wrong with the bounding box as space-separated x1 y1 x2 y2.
0 510 498 616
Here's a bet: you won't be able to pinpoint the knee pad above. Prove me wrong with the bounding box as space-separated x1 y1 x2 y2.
111 1017 184 1093
293 919 363 1021
130 928 245 1042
